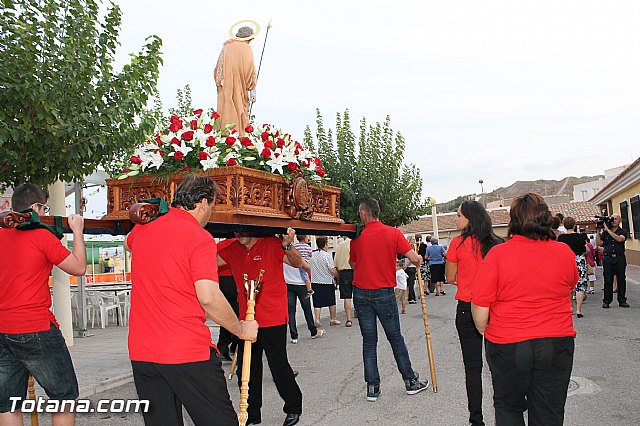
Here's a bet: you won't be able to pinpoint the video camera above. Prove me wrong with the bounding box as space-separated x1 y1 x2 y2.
594 214 613 228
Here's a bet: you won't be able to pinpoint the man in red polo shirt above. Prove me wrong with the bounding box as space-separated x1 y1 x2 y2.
0 183 87 426
125 175 258 426
350 197 428 402
218 229 304 426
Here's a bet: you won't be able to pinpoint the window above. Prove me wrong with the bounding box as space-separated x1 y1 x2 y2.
620 201 631 238
630 196 640 239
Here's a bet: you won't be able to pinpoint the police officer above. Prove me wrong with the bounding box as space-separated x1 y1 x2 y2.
596 214 630 308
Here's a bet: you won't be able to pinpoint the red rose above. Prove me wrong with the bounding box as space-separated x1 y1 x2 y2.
182 131 194 141
171 137 181 145
287 162 297 171
245 125 255 133
264 140 274 150
274 152 281 158
203 123 213 133
295 148 300 155
154 149 164 157
276 138 285 148
226 158 237 166
169 121 182 133
174 151 184 161
261 131 269 141
198 151 209 160
225 136 236 146
206 136 216 147
261 148 272 158
154 135 162 145
190 120 198 130
240 137 253 147
130 155 142 165
318 169 326 177
212 111 220 119
315 158 322 166
182 166 190 171
169 115 180 123
193 109 203 116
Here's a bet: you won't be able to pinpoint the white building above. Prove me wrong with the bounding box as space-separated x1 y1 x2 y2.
572 165 628 202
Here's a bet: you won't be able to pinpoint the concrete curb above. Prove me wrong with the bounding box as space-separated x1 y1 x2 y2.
78 373 134 399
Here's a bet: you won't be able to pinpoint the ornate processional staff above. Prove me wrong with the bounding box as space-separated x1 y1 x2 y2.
249 19 271 117
237 270 264 426
415 243 438 392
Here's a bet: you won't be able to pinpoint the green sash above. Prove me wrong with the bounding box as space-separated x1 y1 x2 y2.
16 209 64 240
138 198 170 223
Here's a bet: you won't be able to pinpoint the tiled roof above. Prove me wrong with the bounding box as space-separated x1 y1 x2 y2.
398 209 510 234
548 201 599 224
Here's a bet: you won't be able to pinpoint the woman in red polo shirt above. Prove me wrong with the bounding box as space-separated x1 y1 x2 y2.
471 193 577 426
446 200 503 426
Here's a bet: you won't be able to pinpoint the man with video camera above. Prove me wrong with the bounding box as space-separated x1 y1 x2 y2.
596 214 630 308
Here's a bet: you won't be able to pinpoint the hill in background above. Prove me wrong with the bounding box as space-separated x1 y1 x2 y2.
434 175 602 213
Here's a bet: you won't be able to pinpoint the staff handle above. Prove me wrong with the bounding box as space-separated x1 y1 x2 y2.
415 247 438 392
237 285 256 426
28 375 39 426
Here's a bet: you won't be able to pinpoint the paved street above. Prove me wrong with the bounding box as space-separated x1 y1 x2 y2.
33 268 640 425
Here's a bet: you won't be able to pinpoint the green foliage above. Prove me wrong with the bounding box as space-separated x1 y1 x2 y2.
0 0 163 190
310 109 429 227
168 84 194 119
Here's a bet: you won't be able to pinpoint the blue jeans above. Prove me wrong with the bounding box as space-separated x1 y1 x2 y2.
0 322 78 412
353 287 416 386
287 284 318 340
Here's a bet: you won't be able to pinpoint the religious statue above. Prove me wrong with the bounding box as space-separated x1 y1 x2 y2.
215 21 259 136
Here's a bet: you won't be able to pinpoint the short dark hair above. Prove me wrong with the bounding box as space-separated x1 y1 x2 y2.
316 236 328 249
550 216 561 230
296 234 307 242
12 183 47 211
563 216 576 230
171 174 219 210
508 192 555 241
359 197 380 218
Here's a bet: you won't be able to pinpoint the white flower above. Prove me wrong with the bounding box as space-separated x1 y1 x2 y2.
139 147 164 170
266 154 288 175
169 143 193 158
200 150 220 171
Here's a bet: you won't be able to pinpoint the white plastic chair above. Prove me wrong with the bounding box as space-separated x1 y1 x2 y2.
87 291 122 328
117 290 131 326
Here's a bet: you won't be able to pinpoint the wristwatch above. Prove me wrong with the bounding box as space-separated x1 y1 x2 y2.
282 243 292 251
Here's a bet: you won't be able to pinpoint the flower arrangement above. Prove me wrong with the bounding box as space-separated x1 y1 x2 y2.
118 109 328 182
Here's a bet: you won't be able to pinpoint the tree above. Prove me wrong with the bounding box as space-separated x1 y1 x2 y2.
310 109 429 227
0 0 163 189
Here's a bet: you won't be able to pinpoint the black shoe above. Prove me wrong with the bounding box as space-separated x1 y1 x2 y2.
602 303 610 309
619 302 630 308
283 413 300 426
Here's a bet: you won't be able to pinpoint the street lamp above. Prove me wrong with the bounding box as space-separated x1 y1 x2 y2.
479 179 485 207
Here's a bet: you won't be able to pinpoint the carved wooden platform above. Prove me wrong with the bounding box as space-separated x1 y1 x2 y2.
102 166 353 236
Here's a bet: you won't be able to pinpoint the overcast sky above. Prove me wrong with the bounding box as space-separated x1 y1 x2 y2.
111 0 639 203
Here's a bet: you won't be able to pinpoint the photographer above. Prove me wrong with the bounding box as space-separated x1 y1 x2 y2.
596 214 630 309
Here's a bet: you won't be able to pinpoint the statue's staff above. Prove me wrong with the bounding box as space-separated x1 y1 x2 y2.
249 19 272 117
237 270 264 426
415 244 438 392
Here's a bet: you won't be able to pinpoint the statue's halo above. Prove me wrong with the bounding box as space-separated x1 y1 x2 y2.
229 20 260 41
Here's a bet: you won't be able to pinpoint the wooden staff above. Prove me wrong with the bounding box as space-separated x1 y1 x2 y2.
237 271 264 426
228 351 239 380
415 247 438 392
28 375 39 426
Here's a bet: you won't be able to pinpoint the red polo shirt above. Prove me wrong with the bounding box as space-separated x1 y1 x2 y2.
447 236 484 302
126 208 219 363
216 238 236 277
0 228 71 333
218 237 288 328
350 220 412 290
472 235 577 344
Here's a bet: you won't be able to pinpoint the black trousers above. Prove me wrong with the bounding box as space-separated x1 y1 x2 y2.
131 348 238 426
406 267 417 302
217 276 240 355
485 336 574 426
235 324 302 421
603 254 627 305
455 301 484 426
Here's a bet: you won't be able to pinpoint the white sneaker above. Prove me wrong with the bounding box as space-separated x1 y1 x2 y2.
290 338 298 344
312 329 325 339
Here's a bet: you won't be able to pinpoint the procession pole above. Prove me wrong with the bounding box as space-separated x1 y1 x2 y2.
415 245 438 392
228 351 239 380
28 375 39 426
249 19 272 117
237 270 263 426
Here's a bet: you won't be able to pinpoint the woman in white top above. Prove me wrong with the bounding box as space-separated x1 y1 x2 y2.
310 236 340 326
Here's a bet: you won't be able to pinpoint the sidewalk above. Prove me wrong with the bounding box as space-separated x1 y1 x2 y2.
66 288 348 398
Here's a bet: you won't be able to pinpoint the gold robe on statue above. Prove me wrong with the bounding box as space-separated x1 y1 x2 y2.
215 40 257 136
